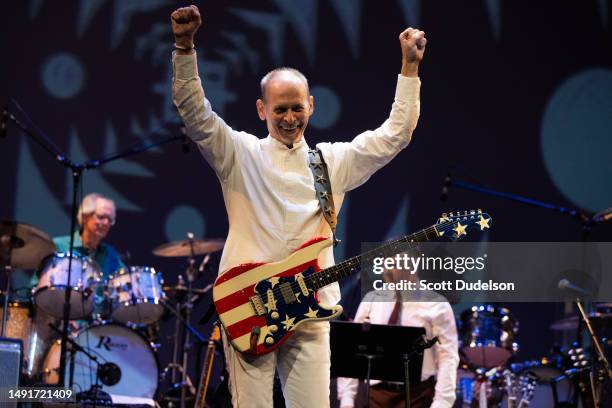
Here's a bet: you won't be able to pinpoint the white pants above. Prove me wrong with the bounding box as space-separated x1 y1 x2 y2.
223 321 331 408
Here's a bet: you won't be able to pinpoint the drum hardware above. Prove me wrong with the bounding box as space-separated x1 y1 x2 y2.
1 221 56 338
47 323 105 399
106 265 166 325
34 252 102 320
0 301 59 380
159 282 209 407
575 299 612 407
152 238 224 258
45 321 159 399
0 220 56 270
459 305 519 369
2 101 186 390
154 232 217 408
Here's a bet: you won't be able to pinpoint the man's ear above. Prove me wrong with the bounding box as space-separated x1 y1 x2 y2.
256 99 266 121
308 95 314 116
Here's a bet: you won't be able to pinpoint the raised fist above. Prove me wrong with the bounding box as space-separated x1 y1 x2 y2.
171 5 202 47
399 28 426 63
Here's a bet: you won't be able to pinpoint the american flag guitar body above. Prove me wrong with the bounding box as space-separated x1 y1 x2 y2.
213 210 492 355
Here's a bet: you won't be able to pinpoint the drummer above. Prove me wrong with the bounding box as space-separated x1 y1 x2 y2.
53 192 124 275
31 193 125 314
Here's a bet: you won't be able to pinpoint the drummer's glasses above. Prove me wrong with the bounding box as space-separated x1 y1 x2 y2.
94 213 116 226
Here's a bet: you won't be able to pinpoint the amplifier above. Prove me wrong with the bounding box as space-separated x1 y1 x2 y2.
0 338 21 408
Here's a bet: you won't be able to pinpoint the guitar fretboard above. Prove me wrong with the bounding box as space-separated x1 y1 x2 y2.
306 224 443 290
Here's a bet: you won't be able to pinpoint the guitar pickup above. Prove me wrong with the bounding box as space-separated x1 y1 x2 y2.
249 295 266 316
279 282 297 304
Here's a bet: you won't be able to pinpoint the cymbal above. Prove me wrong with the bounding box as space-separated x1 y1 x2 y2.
152 238 224 257
162 284 211 296
593 207 612 223
0 220 56 269
550 313 612 331
550 316 579 331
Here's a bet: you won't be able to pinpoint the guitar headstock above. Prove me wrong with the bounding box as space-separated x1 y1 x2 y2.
435 209 492 240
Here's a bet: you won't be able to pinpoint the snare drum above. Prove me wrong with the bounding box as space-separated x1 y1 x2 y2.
459 305 518 368
34 252 102 319
106 266 165 324
42 322 159 398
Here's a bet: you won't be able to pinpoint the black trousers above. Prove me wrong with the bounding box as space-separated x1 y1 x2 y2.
369 377 436 408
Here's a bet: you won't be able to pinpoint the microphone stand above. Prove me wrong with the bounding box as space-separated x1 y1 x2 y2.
48 323 108 408
440 174 592 239
2 100 184 387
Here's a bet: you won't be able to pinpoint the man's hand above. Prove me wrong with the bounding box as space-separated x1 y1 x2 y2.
171 5 202 50
399 27 426 77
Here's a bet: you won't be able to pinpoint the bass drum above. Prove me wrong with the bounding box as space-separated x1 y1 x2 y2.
43 322 158 399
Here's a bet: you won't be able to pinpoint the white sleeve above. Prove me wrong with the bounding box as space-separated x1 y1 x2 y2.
172 51 239 182
430 302 460 408
319 75 420 193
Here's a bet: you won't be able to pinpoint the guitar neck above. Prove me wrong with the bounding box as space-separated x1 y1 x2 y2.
309 224 441 290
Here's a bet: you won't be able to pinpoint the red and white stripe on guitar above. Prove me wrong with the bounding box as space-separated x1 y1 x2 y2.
212 237 341 355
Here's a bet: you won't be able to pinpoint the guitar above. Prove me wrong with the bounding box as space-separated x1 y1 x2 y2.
194 324 221 408
213 210 492 355
516 373 537 407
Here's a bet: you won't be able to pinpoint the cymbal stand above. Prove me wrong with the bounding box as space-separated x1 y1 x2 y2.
576 299 612 407
0 228 15 337
161 232 208 407
181 232 197 408
0 268 10 337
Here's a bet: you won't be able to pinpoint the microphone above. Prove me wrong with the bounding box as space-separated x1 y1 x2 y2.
558 279 590 296
440 173 452 201
180 125 190 153
1 107 8 138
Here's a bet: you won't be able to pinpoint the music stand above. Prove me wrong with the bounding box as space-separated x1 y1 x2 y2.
331 321 426 408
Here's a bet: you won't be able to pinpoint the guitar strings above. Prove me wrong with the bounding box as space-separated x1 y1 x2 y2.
262 219 464 305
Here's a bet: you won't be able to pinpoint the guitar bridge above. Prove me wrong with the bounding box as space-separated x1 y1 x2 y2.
249 295 266 316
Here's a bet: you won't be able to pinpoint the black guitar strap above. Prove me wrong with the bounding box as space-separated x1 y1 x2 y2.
308 148 341 247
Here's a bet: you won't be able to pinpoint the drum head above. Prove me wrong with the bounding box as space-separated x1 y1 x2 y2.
44 323 158 398
459 305 518 368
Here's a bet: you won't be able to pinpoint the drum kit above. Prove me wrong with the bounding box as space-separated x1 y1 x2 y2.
456 304 611 407
0 219 224 404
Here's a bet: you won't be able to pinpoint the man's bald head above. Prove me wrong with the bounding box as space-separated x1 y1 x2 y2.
260 67 310 101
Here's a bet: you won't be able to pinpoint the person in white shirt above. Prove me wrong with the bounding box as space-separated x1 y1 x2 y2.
337 260 460 408
171 5 427 407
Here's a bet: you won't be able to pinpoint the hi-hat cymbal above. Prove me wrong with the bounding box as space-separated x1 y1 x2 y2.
152 238 225 257
0 220 56 269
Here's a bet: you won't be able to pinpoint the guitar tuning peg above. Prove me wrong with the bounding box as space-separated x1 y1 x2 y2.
442 212 447 218
470 210 476 215
449 212 454 217
478 209 482 214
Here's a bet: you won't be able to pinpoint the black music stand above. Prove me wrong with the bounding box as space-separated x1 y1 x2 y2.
331 321 427 408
